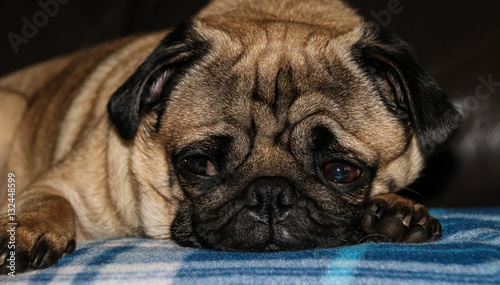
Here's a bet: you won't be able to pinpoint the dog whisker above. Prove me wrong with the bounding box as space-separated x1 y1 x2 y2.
124 184 170 208
400 187 425 200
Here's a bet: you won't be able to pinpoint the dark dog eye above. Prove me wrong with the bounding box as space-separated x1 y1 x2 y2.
323 162 360 184
184 156 218 176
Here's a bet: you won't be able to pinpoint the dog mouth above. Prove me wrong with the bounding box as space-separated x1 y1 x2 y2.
172 198 363 252
171 177 364 252
192 208 362 252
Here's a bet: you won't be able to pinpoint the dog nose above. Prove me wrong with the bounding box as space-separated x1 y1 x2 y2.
245 177 297 224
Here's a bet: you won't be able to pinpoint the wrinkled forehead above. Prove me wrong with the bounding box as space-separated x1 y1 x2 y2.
162 23 407 162
196 18 364 72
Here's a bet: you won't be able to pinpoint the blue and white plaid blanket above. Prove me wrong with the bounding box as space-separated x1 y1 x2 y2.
2 208 499 284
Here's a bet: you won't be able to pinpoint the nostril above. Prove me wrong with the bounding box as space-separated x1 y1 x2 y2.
246 186 261 207
245 177 296 206
279 189 297 206
244 177 297 223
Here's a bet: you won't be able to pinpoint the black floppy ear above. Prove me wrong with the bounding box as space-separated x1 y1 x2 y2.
355 24 461 155
107 23 208 140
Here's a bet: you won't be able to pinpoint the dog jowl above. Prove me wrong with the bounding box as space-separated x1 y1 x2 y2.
0 0 460 274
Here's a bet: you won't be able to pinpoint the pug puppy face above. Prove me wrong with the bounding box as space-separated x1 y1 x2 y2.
107 2 460 252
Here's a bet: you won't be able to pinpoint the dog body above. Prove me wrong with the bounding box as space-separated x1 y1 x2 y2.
0 0 460 273
0 34 166 240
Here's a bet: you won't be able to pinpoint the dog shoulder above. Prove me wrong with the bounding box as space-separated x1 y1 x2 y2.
1 32 167 196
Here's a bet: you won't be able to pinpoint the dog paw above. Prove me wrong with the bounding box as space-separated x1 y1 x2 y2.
361 193 441 243
0 215 76 274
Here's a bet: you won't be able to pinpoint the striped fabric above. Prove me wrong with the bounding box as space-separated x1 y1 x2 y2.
2 208 499 284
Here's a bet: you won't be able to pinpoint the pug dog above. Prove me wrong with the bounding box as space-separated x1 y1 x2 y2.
0 0 460 274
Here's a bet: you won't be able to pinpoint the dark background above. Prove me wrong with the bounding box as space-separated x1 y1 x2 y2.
1 0 499 207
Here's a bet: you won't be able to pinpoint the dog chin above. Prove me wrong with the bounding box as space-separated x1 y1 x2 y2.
192 222 362 252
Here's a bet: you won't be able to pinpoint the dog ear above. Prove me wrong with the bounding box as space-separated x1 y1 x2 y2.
107 23 208 140
354 24 461 155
